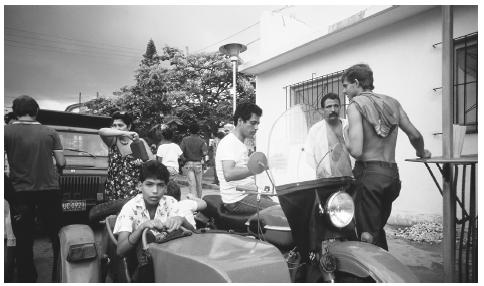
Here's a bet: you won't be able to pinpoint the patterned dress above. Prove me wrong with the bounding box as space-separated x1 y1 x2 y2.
104 143 142 201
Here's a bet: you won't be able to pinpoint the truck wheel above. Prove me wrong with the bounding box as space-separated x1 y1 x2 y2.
55 252 62 282
88 197 132 223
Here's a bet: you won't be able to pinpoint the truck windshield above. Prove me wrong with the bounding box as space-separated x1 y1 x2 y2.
58 131 108 157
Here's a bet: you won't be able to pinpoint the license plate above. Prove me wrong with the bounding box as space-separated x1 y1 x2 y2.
62 200 86 212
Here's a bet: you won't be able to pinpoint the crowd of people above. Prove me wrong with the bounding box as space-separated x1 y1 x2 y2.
4 63 432 282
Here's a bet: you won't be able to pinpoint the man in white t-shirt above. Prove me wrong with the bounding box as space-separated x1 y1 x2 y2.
215 103 277 215
156 128 183 177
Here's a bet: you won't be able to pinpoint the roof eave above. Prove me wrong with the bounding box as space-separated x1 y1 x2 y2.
240 5 437 75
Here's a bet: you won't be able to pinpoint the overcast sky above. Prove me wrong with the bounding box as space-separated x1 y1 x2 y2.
4 4 381 111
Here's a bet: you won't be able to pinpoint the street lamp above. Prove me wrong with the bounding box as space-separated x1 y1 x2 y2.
219 43 247 114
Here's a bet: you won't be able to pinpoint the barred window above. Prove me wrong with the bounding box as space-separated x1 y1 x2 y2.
284 70 346 127
454 32 477 133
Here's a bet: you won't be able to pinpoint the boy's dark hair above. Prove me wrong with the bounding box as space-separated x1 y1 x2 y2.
4 112 17 124
320 92 340 108
140 160 170 184
233 103 262 125
216 131 226 139
165 181 181 201
111 110 134 130
341 63 375 91
12 95 39 118
188 123 199 134
161 128 174 141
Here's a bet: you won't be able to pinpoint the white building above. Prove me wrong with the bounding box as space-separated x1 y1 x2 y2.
241 5 478 223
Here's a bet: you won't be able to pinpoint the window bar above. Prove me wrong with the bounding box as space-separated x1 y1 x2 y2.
285 86 288 110
317 76 320 108
464 37 468 125
311 74 314 108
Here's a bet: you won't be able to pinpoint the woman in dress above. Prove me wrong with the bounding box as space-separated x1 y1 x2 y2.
99 111 154 201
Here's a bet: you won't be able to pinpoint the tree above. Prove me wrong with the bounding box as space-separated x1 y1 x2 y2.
84 41 256 140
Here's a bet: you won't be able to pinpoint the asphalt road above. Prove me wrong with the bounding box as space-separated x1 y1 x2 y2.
27 185 444 283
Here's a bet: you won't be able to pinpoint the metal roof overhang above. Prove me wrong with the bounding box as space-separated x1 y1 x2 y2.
241 5 437 75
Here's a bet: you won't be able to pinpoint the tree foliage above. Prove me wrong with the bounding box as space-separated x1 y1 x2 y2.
84 40 255 140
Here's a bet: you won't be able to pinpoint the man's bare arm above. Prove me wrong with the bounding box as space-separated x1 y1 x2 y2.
345 103 364 159
398 103 431 158
222 160 253 182
53 150 66 171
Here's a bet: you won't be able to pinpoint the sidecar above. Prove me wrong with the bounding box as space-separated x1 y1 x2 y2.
56 209 291 283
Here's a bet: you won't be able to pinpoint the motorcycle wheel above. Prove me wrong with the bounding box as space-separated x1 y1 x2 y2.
334 271 375 283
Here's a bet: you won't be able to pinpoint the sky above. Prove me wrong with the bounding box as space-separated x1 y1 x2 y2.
3 4 411 111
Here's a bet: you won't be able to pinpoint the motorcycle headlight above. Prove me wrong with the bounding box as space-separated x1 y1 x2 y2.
325 191 354 228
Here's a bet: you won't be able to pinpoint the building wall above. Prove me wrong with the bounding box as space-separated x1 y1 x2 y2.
254 6 477 221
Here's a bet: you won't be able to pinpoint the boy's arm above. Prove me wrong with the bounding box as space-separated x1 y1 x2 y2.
116 220 164 257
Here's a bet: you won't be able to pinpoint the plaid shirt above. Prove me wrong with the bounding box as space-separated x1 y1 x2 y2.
113 194 194 235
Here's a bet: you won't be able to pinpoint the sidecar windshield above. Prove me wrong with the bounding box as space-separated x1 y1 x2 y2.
267 104 323 186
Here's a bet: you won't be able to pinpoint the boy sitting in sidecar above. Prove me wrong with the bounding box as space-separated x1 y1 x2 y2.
113 160 195 282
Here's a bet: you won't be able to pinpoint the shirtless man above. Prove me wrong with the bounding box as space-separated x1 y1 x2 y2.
342 63 431 250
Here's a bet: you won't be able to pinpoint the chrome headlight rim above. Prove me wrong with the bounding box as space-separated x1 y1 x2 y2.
325 191 355 228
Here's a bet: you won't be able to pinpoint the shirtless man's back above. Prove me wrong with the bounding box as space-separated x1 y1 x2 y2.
341 64 431 250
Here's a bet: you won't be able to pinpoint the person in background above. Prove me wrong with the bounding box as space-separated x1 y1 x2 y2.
210 131 226 185
180 123 208 198
304 92 353 178
165 181 207 227
342 63 431 250
4 111 18 283
156 128 183 178
99 111 154 201
113 160 194 282
5 95 66 282
216 103 277 215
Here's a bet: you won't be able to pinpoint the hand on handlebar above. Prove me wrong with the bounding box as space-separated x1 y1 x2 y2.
141 219 165 231
164 216 184 232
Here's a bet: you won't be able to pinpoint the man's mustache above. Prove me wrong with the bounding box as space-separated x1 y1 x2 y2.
329 112 338 117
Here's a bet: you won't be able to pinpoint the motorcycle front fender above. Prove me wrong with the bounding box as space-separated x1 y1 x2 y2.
328 241 419 283
58 224 100 283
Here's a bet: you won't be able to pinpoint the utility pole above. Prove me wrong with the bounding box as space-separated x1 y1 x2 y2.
79 92 81 105
96 91 99 98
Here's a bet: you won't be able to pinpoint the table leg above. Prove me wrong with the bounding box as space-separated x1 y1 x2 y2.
442 162 456 282
469 164 477 282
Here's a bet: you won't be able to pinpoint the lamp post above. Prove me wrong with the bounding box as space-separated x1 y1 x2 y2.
219 43 247 114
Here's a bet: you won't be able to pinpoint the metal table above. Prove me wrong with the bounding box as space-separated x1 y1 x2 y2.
406 155 477 282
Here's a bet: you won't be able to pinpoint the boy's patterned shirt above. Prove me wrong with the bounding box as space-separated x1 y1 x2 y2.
113 194 194 235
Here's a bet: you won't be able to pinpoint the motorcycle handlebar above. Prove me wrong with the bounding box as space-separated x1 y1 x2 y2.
142 225 191 250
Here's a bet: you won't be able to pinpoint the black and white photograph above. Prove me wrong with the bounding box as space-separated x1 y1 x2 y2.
3 3 479 283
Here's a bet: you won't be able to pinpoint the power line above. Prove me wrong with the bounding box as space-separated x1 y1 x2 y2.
5 26 141 52
194 21 260 53
5 31 141 57
245 38 260 46
5 40 140 60
193 5 293 54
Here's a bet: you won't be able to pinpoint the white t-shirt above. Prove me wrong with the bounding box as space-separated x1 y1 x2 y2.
156 143 183 169
176 199 198 227
215 133 255 204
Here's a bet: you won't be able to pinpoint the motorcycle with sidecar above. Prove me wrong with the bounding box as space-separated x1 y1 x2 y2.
56 104 418 282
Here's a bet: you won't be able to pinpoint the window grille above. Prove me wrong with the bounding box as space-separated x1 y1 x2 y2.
454 32 478 133
284 70 346 128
